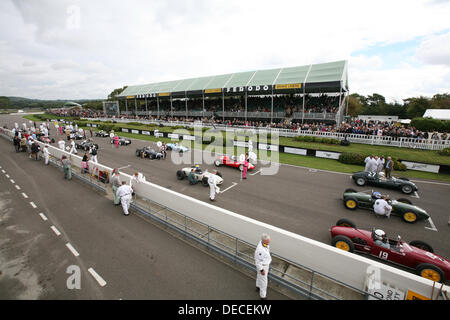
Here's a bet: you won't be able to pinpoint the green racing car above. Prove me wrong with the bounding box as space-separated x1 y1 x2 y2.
342 189 429 223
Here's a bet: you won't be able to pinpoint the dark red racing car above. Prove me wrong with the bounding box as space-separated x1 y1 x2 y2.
330 218 450 283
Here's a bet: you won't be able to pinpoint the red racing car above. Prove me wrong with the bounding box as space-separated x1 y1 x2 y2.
330 218 450 283
38 135 55 144
214 155 255 171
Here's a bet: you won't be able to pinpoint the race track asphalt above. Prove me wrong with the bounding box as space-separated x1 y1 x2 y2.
0 120 289 300
2 114 450 280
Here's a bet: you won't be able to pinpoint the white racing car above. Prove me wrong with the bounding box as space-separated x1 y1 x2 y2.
176 165 223 187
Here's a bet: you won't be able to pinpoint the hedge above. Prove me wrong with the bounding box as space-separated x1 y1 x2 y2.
338 152 407 171
293 135 340 145
438 147 450 156
410 117 450 132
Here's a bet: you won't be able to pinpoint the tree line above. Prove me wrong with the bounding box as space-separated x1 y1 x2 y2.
347 93 450 119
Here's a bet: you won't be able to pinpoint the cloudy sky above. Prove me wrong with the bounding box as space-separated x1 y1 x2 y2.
0 0 449 102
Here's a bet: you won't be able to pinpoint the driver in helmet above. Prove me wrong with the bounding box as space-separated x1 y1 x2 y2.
191 164 202 174
374 229 390 249
374 194 392 218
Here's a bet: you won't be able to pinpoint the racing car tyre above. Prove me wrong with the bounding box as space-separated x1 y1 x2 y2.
409 240 434 253
343 198 358 210
202 177 209 187
166 146 172 151
51 138 55 143
396 198 412 204
402 212 418 223
344 188 357 194
416 263 445 283
136 149 142 157
336 218 356 228
239 164 243 171
355 177 366 186
176 170 185 180
401 184 413 194
214 160 222 167
332 235 355 253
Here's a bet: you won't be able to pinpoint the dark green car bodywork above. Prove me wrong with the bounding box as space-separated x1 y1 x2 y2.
342 189 430 223
351 171 418 194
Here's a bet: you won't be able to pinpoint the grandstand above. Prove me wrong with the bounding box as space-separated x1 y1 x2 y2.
116 60 349 124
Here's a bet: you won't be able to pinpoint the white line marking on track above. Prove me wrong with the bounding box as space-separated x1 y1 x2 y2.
50 226 61 236
30 202 37 208
15 185 21 190
1 170 5 173
22 192 28 198
10 179 15 183
39 213 48 221
65 243 80 257
411 191 420 199
88 268 107 287
5 174 10 178
425 217 438 232
250 170 261 176
410 180 450 186
220 182 238 193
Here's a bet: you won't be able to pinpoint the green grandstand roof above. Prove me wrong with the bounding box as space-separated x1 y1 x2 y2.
117 60 348 98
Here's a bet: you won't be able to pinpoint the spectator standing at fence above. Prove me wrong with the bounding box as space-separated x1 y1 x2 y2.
43 145 49 165
116 181 133 216
385 157 394 179
111 169 121 206
61 155 72 180
20 136 27 152
255 233 272 300
30 140 40 161
81 153 89 173
13 133 20 152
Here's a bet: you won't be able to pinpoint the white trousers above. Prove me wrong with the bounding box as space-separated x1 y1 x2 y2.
69 146 77 154
209 184 216 200
91 155 98 163
256 265 269 298
121 194 132 215
44 155 49 165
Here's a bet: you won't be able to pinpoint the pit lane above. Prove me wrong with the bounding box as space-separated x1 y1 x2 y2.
3 115 450 262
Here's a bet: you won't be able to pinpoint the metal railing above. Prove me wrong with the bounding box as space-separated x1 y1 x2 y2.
129 193 378 300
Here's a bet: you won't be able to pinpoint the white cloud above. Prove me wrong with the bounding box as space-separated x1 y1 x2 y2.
0 0 449 100
415 31 450 66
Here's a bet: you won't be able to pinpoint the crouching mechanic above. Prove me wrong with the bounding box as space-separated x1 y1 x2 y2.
373 193 392 218
188 169 197 185
116 181 133 216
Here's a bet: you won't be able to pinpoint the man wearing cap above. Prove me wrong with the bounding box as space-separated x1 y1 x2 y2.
255 233 272 300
